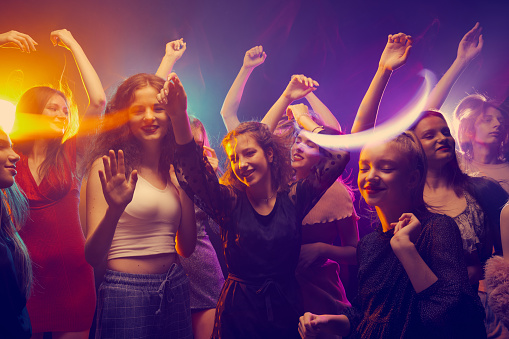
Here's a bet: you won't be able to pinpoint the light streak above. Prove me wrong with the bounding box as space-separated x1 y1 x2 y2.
301 69 436 151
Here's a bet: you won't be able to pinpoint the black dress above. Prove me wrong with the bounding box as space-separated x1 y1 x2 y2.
344 211 486 339
174 140 349 339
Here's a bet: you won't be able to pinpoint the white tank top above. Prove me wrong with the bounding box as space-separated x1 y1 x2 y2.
108 175 181 260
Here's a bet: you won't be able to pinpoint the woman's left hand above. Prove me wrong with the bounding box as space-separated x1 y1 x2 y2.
298 243 324 269
391 213 421 245
157 72 187 117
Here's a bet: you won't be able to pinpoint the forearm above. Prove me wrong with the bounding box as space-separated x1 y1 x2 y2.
351 66 392 133
156 55 179 79
220 66 254 132
392 238 438 293
69 41 106 115
261 94 293 133
319 243 357 265
85 207 124 267
320 314 351 336
426 58 469 110
172 112 193 145
175 188 197 258
305 92 341 131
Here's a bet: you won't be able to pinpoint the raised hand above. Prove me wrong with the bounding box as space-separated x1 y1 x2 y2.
379 33 412 71
50 29 78 51
391 213 422 245
243 45 267 69
283 75 319 102
165 38 187 61
157 72 188 117
457 22 483 63
98 150 138 210
0 30 37 53
203 146 219 172
286 103 310 122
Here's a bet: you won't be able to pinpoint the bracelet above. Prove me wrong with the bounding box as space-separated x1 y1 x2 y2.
311 126 324 133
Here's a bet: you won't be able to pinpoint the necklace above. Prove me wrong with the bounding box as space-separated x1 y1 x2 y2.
248 190 277 204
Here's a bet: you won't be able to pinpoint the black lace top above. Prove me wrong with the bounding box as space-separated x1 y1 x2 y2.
344 211 486 339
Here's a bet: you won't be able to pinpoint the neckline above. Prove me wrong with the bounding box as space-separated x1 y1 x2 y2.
137 174 169 192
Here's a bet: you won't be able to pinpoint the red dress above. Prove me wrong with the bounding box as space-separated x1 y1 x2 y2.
17 138 96 333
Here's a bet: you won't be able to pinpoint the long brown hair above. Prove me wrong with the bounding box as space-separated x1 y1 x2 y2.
411 110 469 195
14 86 75 190
220 121 293 192
87 73 175 177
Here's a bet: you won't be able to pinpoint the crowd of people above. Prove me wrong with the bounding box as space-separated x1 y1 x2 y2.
0 22 508 339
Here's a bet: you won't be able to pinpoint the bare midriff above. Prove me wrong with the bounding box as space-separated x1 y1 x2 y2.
108 252 179 274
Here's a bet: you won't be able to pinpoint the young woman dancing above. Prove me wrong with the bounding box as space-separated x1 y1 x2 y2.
163 72 349 338
299 132 486 338
85 73 196 338
5 29 105 339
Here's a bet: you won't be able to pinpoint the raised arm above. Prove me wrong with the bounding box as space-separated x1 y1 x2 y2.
85 150 138 267
351 33 412 133
426 23 483 110
155 38 187 79
220 45 267 132
304 92 341 131
160 73 236 226
0 30 37 52
261 75 318 133
50 29 106 118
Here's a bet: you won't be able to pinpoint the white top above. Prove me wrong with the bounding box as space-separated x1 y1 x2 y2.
108 175 181 260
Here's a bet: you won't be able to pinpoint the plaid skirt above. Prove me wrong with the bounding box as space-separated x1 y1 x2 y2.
95 264 192 339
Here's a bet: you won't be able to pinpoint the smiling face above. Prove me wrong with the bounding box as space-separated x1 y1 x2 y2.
358 141 416 209
291 132 321 178
128 86 169 146
413 115 455 168
0 131 20 188
41 93 69 136
472 106 507 147
225 133 273 188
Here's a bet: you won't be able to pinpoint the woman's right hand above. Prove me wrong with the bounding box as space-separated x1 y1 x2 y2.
98 150 138 210
164 38 187 60
286 103 310 123
243 45 267 69
456 22 483 63
0 30 37 52
157 72 188 117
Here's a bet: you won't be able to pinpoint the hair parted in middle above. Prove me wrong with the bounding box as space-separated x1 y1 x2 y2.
453 93 508 162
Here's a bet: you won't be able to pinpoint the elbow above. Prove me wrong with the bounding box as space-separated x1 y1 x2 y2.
90 96 107 112
176 241 196 258
84 241 104 268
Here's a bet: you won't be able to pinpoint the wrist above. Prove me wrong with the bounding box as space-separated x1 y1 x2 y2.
377 64 394 74
390 235 415 252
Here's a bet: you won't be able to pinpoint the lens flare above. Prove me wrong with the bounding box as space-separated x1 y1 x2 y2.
0 100 16 134
301 69 435 151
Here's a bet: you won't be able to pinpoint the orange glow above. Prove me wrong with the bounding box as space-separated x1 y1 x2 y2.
0 100 16 134
10 109 129 142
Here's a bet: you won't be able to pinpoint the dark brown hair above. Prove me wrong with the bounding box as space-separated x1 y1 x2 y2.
220 121 293 192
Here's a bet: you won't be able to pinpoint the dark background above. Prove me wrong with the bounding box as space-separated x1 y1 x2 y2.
1 0 508 300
